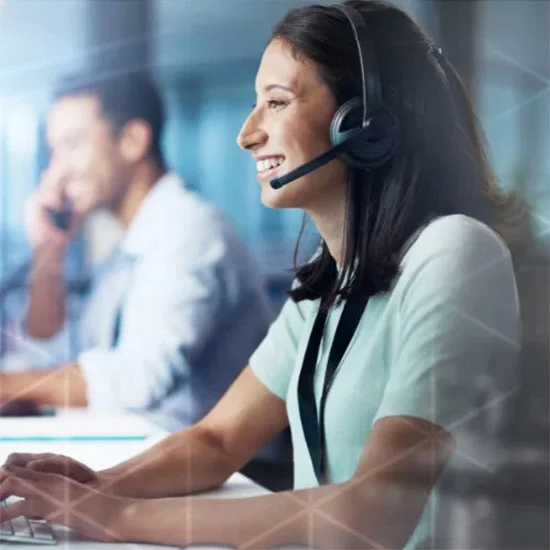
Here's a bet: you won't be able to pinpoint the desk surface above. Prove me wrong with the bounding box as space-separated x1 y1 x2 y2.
0 411 270 549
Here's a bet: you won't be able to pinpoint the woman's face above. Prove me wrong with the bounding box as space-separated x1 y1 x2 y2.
237 39 348 210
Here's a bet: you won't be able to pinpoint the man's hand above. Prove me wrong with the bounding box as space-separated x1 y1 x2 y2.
0 365 88 409
25 165 81 250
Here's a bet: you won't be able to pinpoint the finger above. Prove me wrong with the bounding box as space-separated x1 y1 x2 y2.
2 465 51 482
41 163 64 192
39 189 64 211
39 173 67 210
27 459 63 474
25 454 68 471
29 459 91 482
0 478 12 501
0 476 35 502
2 455 62 484
3 452 35 468
4 453 57 470
1 468 66 513
0 499 30 523
28 458 75 475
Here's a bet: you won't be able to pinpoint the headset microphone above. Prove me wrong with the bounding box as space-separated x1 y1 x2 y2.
270 126 370 190
269 3 399 191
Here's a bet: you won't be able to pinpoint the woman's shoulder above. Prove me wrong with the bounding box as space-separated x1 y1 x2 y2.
394 214 517 303
393 215 520 345
404 214 512 268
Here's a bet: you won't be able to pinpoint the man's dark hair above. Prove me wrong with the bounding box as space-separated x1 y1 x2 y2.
53 70 166 166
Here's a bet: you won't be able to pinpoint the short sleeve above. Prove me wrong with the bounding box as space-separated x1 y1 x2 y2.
372 217 521 436
249 295 309 400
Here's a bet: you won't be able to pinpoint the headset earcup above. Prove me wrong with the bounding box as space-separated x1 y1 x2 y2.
330 97 399 169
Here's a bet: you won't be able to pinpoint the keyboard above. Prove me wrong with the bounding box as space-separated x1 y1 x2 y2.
0 499 56 545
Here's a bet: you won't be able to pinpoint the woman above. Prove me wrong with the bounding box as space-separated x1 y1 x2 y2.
0 1 521 548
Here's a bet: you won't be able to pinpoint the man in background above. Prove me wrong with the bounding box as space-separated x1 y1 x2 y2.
0 71 275 439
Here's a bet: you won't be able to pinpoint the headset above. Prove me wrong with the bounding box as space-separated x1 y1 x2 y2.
270 3 399 190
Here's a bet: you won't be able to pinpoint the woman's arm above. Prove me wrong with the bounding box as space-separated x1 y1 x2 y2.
1 367 289 499
1 414 452 548
98 367 290 498
118 415 453 549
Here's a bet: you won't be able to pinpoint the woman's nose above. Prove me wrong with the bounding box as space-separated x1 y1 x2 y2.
237 112 267 151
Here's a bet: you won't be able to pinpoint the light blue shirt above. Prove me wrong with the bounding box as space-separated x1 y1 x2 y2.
77 173 274 433
251 215 520 547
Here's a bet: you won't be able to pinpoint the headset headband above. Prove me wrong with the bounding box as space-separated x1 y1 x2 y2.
334 4 383 123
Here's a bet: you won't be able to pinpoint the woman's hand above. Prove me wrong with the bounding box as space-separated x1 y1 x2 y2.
0 465 131 543
1 453 101 486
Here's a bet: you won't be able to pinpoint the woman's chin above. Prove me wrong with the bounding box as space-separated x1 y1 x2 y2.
260 185 295 209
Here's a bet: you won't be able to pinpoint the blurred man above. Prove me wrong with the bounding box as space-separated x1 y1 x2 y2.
0 71 274 434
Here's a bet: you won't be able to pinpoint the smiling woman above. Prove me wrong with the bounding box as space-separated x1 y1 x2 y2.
238 42 347 215
0 1 522 549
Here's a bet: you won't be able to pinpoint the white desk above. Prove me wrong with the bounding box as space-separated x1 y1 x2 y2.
0 411 270 549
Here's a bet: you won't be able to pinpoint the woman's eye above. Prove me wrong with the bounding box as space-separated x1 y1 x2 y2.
267 99 288 109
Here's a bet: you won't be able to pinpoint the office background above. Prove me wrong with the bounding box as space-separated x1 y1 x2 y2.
0 1 548 546
0 0 548 270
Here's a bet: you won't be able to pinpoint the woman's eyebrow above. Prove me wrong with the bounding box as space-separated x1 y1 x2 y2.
263 84 293 93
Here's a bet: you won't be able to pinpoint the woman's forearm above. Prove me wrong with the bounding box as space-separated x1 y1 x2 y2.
116 475 427 549
98 426 238 499
118 487 332 549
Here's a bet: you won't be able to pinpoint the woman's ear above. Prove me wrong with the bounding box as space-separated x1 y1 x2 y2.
119 119 152 163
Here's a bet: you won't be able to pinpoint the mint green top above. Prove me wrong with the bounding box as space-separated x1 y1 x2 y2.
250 215 520 548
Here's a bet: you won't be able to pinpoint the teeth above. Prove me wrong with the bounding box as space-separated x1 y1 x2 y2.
256 157 284 173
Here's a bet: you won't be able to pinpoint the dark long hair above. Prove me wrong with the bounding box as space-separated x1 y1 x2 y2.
271 0 524 306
